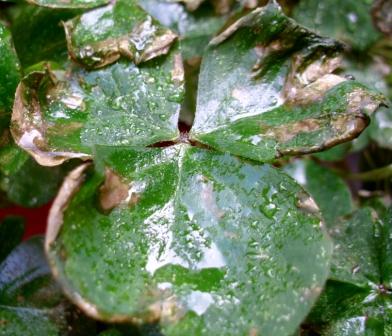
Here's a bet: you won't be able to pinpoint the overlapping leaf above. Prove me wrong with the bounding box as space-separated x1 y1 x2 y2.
46 145 332 336
0 234 94 335
190 3 384 162
25 0 108 9
306 208 392 335
0 22 19 132
63 0 178 69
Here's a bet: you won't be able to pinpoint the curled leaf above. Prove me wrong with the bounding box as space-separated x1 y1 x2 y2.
63 0 178 69
46 145 332 336
190 3 385 163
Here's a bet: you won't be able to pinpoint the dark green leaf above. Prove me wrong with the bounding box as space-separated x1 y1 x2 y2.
0 216 24 263
46 145 332 336
0 237 73 335
8 4 80 68
0 137 75 207
11 46 184 166
305 208 392 335
190 3 384 163
63 0 178 69
0 22 20 132
292 0 380 51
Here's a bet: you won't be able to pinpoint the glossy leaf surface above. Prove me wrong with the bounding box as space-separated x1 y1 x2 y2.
47 145 332 336
11 47 184 166
64 0 178 69
190 3 384 163
0 22 20 132
292 0 380 51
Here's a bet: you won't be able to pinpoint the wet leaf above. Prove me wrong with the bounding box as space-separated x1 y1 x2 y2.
190 3 384 163
0 136 75 207
0 216 24 263
0 236 90 335
46 145 332 336
64 0 178 69
292 0 380 51
11 45 184 166
306 208 392 335
25 0 108 9
0 22 20 132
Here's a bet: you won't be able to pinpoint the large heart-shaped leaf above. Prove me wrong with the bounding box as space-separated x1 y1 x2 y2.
306 207 392 335
0 22 20 132
11 44 184 166
190 3 384 163
46 144 332 336
292 0 380 51
0 235 94 335
63 0 178 69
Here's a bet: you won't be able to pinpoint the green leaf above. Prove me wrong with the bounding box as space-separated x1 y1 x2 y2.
25 0 108 9
11 46 184 166
0 216 24 263
7 4 81 69
306 208 392 335
0 138 74 207
63 0 178 69
190 3 384 163
0 237 80 335
292 0 380 51
140 0 227 59
46 144 332 336
305 161 353 227
0 22 20 132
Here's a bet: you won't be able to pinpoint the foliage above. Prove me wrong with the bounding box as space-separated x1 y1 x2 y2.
0 0 391 335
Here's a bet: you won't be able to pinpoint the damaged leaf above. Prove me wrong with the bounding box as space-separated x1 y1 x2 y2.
64 0 178 69
0 236 93 336
306 208 392 335
46 145 332 336
190 3 384 163
0 22 20 132
11 45 184 166
26 0 109 9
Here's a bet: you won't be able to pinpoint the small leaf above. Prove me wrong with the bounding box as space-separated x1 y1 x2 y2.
64 0 178 69
0 237 93 335
46 145 332 336
0 216 24 263
140 0 227 59
0 22 20 132
306 208 392 335
0 137 74 207
292 0 380 51
190 3 384 163
25 0 109 9
11 46 184 166
8 4 81 68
